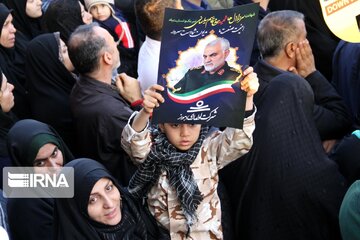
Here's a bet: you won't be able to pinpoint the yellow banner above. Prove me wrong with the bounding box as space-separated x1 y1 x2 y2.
319 0 360 42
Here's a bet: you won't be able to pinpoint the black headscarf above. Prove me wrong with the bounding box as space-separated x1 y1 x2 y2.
6 119 74 240
54 158 152 240
0 2 11 26
3 0 43 40
0 3 30 119
26 32 77 153
0 70 17 157
7 119 73 167
43 0 87 43
227 74 348 239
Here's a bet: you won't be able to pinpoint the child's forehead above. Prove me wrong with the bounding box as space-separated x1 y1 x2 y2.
88 2 114 15
91 3 111 8
86 0 114 9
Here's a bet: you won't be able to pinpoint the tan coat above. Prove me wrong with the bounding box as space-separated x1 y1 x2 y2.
121 112 255 239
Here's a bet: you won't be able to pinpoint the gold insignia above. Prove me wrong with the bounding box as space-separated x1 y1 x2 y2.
217 69 225 75
172 87 182 93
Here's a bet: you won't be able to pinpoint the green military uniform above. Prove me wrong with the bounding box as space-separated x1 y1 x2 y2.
173 62 242 94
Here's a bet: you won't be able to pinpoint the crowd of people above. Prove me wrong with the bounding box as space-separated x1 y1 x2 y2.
0 0 359 239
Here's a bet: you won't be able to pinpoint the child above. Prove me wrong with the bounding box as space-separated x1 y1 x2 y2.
121 67 258 239
84 0 138 77
85 0 134 48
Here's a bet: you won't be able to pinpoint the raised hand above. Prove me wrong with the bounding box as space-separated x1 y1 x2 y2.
131 84 164 132
240 66 259 97
116 73 142 103
142 84 165 114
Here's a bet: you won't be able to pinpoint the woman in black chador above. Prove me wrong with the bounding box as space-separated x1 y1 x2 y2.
225 74 348 240
54 158 163 240
26 32 78 154
7 119 74 240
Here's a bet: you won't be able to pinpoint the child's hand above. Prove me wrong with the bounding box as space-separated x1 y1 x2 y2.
142 84 165 114
240 66 259 97
132 84 164 132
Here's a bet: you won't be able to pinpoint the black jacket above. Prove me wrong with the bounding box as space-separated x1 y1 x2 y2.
254 59 352 140
70 75 137 186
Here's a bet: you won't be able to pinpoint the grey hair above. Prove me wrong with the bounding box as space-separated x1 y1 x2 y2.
257 10 305 59
206 37 230 51
67 22 106 75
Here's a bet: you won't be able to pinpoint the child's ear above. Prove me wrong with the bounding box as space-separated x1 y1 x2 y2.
158 124 165 133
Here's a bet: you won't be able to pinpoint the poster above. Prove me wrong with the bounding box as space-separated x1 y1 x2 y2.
152 4 259 128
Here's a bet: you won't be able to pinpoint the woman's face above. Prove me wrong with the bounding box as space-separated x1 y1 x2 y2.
0 14 16 48
88 178 122 226
33 143 63 174
0 74 14 113
59 39 75 72
26 0 42 18
79 1 92 24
